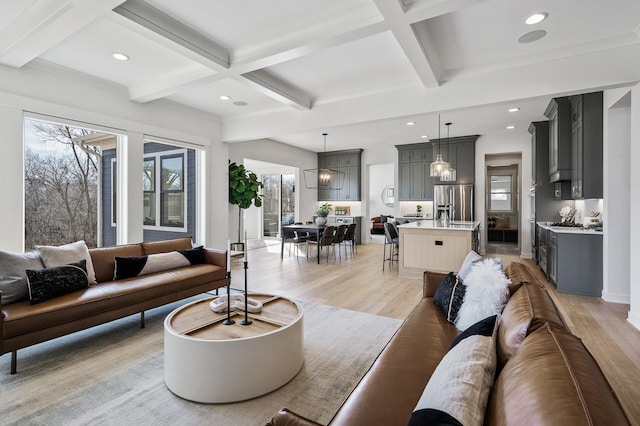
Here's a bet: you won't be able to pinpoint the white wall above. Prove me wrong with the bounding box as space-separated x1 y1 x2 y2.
0 62 226 250
475 132 532 257
369 163 394 217
228 139 318 242
362 145 398 243
628 85 640 329
603 89 631 304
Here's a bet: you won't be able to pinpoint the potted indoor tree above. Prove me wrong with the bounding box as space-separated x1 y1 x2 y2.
229 162 263 251
315 203 332 226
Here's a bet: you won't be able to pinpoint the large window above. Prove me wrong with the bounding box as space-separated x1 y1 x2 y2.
23 117 117 249
143 159 156 225
140 149 186 230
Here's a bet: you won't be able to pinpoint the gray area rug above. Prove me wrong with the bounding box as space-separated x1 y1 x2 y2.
0 297 402 426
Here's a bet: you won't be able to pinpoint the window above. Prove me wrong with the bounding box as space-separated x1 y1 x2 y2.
489 175 513 212
143 159 156 225
160 155 184 227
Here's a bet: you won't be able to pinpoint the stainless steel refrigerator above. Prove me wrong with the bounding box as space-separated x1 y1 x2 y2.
433 184 474 221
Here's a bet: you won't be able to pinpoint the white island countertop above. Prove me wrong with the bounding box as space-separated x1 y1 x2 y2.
397 220 480 231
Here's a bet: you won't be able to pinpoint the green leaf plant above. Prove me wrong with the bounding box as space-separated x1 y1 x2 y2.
229 162 264 243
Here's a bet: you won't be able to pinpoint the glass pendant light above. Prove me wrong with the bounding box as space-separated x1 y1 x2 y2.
430 114 450 177
440 122 457 182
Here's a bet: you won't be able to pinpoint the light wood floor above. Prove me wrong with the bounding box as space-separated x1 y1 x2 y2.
232 241 640 424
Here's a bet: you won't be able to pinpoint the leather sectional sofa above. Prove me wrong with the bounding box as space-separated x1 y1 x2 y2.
268 261 630 425
1 237 227 374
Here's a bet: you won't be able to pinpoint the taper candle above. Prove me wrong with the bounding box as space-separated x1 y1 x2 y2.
244 231 248 262
227 239 231 273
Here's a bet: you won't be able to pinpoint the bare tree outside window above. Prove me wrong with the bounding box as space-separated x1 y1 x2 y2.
24 120 102 250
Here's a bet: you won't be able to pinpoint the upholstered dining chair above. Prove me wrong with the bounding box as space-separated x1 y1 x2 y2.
342 223 357 255
383 222 399 271
283 224 307 259
307 225 336 263
333 224 348 259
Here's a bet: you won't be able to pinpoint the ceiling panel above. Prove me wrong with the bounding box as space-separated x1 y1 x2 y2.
421 0 640 72
0 0 37 29
145 0 379 51
39 17 208 88
266 31 422 102
168 77 287 116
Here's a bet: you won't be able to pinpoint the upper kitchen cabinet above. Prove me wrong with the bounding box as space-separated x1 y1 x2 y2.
544 97 572 183
397 143 435 201
317 149 362 201
570 92 603 199
443 136 477 184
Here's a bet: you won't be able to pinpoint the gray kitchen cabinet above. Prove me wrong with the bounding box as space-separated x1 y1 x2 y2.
548 230 603 297
317 149 362 201
570 92 603 199
396 136 477 200
544 97 572 183
397 144 435 201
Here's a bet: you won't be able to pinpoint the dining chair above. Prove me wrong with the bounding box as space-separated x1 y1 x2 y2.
283 225 307 259
342 223 357 255
383 222 399 271
333 224 348 259
308 225 336 262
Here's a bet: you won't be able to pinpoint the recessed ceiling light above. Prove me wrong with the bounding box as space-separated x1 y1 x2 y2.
518 30 547 43
112 52 129 61
219 95 231 101
509 108 520 113
406 121 415 126
506 125 516 130
421 135 428 139
525 12 548 25
233 101 248 107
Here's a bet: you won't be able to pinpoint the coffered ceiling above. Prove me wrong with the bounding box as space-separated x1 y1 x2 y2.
1 0 639 151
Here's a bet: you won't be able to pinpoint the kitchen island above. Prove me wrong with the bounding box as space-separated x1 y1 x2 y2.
397 220 480 279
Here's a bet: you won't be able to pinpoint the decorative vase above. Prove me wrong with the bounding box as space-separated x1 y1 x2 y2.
316 216 327 226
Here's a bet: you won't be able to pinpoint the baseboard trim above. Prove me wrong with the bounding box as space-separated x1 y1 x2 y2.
627 311 640 331
601 290 630 304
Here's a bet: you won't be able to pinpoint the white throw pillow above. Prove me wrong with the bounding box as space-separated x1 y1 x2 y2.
458 250 483 281
410 315 498 426
36 240 97 285
455 259 510 331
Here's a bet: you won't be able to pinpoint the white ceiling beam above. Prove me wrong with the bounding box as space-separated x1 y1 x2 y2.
112 0 313 109
128 66 220 103
0 0 126 68
403 0 489 23
373 0 441 87
113 0 230 69
240 70 313 111
231 20 388 74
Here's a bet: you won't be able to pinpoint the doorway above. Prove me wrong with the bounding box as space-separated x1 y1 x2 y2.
262 173 295 237
485 155 521 255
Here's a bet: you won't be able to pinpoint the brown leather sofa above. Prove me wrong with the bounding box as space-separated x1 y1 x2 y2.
370 216 385 234
1 237 227 374
267 262 630 425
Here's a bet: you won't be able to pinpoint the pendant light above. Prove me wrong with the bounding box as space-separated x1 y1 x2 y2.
430 114 450 177
303 133 345 190
440 122 457 182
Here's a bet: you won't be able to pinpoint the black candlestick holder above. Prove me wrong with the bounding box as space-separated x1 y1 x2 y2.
240 260 252 325
223 271 235 325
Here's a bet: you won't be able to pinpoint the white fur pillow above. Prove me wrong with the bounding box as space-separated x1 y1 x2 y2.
455 259 511 331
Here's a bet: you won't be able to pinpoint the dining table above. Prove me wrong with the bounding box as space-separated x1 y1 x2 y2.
281 223 325 264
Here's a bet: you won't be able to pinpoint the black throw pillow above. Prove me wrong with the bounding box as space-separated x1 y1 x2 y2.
433 272 466 324
26 259 89 305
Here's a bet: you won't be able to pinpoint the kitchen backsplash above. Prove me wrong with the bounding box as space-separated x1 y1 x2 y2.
573 199 604 225
399 201 434 218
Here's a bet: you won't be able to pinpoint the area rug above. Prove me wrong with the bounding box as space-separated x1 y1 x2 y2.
0 297 402 426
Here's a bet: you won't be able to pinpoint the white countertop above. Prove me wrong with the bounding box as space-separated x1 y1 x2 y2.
537 222 603 235
398 220 480 231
